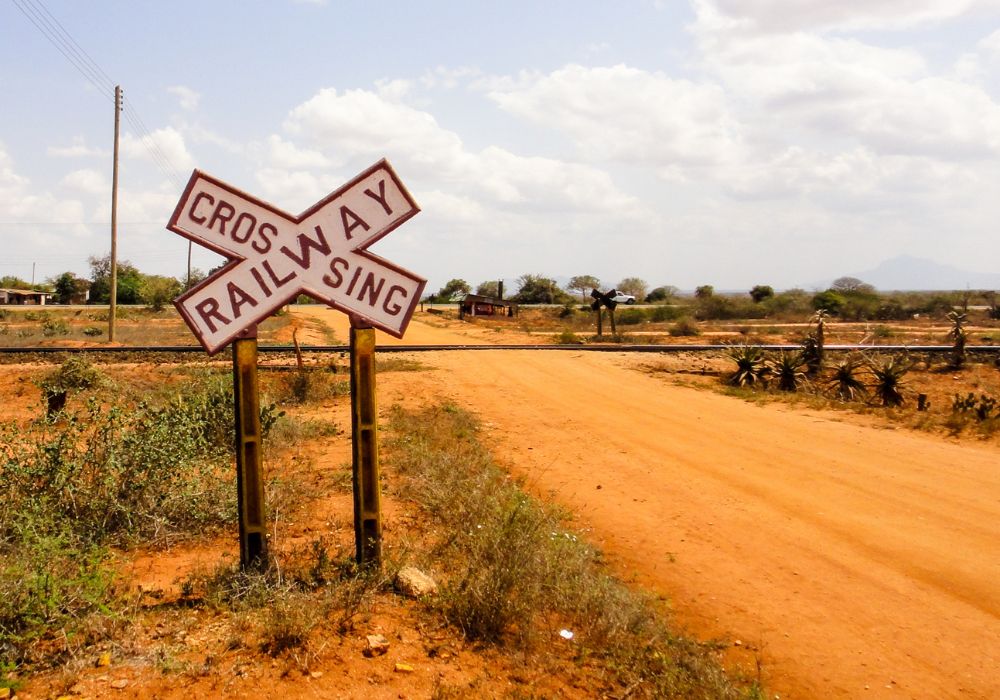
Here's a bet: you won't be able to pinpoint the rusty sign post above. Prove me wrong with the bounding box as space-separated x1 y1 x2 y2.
168 159 424 570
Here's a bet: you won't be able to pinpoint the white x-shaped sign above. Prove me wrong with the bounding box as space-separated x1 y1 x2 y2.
168 160 425 355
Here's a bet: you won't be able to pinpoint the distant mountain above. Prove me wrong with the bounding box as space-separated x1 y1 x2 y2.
812 255 1000 291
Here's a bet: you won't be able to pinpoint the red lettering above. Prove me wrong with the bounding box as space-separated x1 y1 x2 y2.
357 272 384 306
231 212 256 244
340 206 370 240
250 267 272 297
279 225 330 269
208 199 236 234
188 191 214 225
383 285 407 316
345 267 363 296
322 257 349 289
252 222 276 254
195 297 230 333
363 179 392 215
227 282 257 318
262 259 295 288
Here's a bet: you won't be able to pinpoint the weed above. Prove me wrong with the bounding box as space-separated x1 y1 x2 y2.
827 356 867 401
770 351 807 392
554 330 583 345
82 326 103 337
387 404 751 699
669 318 701 337
868 356 909 407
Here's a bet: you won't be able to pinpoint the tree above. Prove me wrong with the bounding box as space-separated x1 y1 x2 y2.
475 280 500 298
567 275 600 302
0 276 33 290
140 275 183 312
51 272 89 304
831 276 875 294
695 284 714 299
616 277 648 300
184 267 207 291
749 285 774 303
88 254 143 304
428 279 470 303
646 285 678 303
512 274 572 304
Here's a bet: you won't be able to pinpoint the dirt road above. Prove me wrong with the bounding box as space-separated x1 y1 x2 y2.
296 307 1000 699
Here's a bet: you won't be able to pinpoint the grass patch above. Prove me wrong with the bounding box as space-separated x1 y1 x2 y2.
387 403 758 699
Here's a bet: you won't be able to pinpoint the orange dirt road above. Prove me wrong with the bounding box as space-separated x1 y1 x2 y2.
298 307 1000 700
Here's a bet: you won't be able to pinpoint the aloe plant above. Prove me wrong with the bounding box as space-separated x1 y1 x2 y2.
771 351 807 392
803 310 828 375
946 311 967 369
827 355 866 401
727 344 768 387
868 355 909 407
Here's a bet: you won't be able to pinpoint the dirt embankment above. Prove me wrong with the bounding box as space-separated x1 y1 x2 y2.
297 306 1000 700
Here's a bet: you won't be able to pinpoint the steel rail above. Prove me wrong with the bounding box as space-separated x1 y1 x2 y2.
0 344 998 355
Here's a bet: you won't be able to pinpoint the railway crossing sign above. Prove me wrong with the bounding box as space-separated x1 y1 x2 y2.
591 288 618 336
168 159 422 571
169 159 426 355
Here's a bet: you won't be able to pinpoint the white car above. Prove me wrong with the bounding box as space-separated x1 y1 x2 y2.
609 290 636 305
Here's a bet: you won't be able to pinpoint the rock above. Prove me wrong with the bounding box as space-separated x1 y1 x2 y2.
110 679 129 690
395 567 438 598
310 671 323 679
364 634 390 657
96 651 111 668
394 663 415 673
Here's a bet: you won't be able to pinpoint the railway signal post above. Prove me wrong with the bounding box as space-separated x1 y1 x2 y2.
591 288 618 337
168 159 424 570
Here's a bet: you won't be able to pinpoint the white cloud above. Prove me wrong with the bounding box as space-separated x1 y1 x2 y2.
61 169 107 195
700 0 1000 33
167 85 201 112
122 126 195 175
487 64 743 169
281 86 639 214
48 137 105 159
420 66 481 89
266 135 331 170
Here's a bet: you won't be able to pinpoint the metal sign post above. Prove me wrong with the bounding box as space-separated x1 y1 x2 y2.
591 288 619 337
168 159 423 571
232 326 268 570
349 321 381 566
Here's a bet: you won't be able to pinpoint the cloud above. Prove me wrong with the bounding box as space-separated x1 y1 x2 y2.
486 64 743 170
167 85 201 112
266 135 331 170
698 0 1000 33
61 169 107 195
48 137 105 159
121 126 195 175
281 86 639 214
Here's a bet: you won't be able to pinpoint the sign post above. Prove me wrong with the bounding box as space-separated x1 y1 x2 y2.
591 288 618 337
232 326 268 569
168 159 424 570
349 322 381 566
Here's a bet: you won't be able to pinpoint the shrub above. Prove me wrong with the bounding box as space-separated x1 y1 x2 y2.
554 330 583 345
82 326 103 337
868 356 909 407
770 351 807 392
649 305 681 322
669 318 701 336
827 356 867 401
617 308 647 325
952 392 997 421
41 317 69 336
726 344 768 387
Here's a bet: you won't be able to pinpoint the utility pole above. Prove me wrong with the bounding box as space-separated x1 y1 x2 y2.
109 85 121 341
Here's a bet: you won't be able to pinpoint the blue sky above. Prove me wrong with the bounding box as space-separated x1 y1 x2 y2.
2 0 1000 294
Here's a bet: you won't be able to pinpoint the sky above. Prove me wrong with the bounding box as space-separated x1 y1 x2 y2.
2 0 1000 295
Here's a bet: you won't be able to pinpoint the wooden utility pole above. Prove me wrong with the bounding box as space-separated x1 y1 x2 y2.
350 322 382 568
232 327 269 570
109 85 121 341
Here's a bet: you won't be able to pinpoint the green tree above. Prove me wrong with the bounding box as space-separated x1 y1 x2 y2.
695 284 714 299
0 275 33 290
616 277 648 300
88 255 143 304
567 275 601 302
749 285 774 303
645 285 679 303
51 272 90 304
512 274 572 304
476 280 500 298
140 275 183 312
428 279 471 303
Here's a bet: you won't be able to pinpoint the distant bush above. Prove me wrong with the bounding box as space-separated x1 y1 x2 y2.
617 308 648 325
669 318 701 336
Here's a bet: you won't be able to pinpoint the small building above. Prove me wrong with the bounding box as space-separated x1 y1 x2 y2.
458 293 518 319
0 288 50 305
